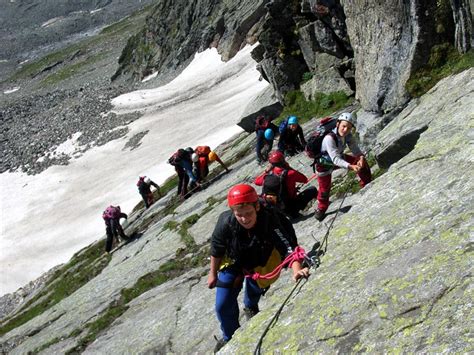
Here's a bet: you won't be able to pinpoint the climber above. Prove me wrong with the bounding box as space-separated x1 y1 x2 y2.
168 148 199 199
254 115 278 163
207 184 309 352
255 150 317 218
314 112 372 221
137 176 161 209
102 205 128 253
192 145 230 182
277 115 306 157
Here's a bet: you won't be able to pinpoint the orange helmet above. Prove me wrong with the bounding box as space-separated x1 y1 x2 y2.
208 151 218 162
268 150 285 164
227 184 258 206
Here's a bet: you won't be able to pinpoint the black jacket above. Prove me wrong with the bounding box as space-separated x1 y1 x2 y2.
210 205 297 270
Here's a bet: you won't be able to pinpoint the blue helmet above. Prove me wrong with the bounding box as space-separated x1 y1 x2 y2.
264 128 274 140
288 116 298 125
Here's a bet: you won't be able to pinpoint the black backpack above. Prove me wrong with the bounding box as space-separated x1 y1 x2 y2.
305 116 337 160
262 170 289 205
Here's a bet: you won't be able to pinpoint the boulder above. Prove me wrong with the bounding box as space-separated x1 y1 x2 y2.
237 85 283 132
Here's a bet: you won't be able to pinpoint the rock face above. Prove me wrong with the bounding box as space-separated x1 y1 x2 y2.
114 0 472 118
112 0 270 81
1 69 472 354
224 68 474 354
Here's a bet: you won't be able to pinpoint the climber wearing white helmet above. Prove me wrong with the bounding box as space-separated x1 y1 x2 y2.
314 112 372 221
137 175 161 209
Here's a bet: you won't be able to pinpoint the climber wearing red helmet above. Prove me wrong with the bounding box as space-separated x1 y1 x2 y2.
254 150 317 218
208 184 309 351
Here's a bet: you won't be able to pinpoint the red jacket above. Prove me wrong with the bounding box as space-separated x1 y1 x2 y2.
255 166 308 199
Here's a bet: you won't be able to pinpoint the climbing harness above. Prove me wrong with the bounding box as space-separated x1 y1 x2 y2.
253 173 351 355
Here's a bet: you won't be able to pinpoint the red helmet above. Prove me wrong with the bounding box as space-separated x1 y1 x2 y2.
268 150 285 164
227 184 258 206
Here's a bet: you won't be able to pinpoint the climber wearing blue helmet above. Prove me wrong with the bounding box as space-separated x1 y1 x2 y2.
254 115 277 164
278 115 306 157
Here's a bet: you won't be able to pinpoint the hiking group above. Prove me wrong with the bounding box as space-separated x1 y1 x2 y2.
209 111 372 352
100 111 372 352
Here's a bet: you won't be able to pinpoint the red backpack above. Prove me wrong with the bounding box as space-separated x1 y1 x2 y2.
195 146 211 157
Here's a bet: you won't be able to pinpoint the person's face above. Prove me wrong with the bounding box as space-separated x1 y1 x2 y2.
337 120 353 137
289 124 298 131
231 203 259 229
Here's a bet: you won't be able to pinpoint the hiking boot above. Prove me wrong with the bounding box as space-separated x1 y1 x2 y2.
213 336 228 353
243 306 259 320
314 209 326 221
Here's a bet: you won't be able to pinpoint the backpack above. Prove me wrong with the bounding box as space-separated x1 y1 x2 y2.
278 119 289 134
102 205 121 220
168 149 186 166
195 145 211 157
262 170 289 206
305 116 337 159
255 115 271 131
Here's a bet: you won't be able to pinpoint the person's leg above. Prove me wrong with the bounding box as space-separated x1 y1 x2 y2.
215 269 242 341
256 130 264 162
147 192 154 207
294 186 318 211
141 192 149 208
112 219 127 241
243 277 263 310
316 167 332 212
105 224 114 252
176 168 184 196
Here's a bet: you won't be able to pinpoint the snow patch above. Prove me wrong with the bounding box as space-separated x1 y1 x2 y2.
41 17 64 28
142 71 158 82
4 87 20 94
1 44 268 295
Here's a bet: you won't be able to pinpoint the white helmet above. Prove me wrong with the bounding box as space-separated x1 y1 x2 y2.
337 112 356 127
144 176 151 184
192 153 199 162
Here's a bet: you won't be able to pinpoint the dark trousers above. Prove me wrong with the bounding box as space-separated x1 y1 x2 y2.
105 219 127 252
176 166 189 196
256 130 273 162
284 186 318 217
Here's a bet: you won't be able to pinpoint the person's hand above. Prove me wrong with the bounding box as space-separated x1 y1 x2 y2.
357 156 367 168
292 267 310 282
349 164 361 173
207 273 218 289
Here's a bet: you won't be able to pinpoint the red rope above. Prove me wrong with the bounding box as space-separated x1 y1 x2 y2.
246 246 306 281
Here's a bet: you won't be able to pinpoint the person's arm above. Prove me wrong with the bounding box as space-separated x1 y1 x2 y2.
323 135 351 169
297 126 306 145
291 260 310 281
119 212 128 219
215 155 229 172
207 256 222 288
291 169 308 184
208 212 231 287
254 171 267 186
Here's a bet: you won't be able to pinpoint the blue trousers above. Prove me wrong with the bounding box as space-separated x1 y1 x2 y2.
215 268 263 341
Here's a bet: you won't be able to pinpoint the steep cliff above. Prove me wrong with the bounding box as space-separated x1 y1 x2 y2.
114 0 472 116
1 69 471 354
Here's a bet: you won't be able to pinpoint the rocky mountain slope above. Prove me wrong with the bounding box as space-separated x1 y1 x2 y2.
1 0 473 353
0 68 472 353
